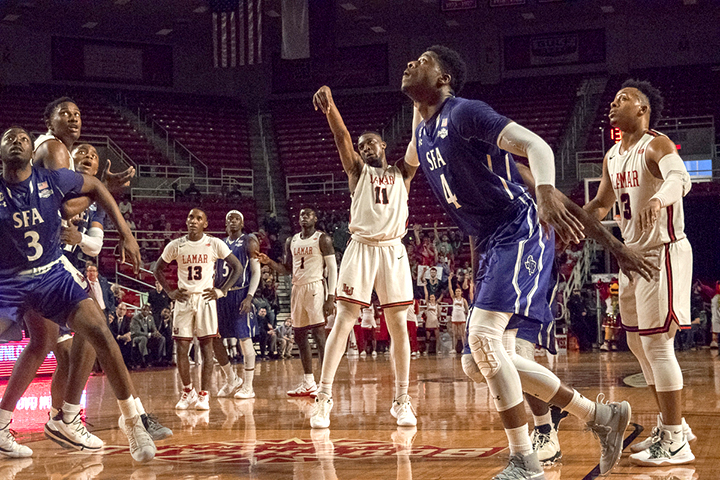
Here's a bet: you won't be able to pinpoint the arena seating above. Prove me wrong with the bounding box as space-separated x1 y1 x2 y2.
127 93 253 176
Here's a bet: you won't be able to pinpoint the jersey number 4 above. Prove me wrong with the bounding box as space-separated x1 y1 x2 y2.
187 266 202 281
440 174 461 209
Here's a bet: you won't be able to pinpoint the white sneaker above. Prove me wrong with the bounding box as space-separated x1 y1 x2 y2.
196 392 210 411
586 395 631 475
176 388 199 410
359 351 367 358
390 395 417 427
47 411 104 451
630 430 695 466
234 384 255 399
0 425 32 458
287 382 318 398
531 427 562 465
371 351 377 358
710 341 718 349
118 415 156 463
631 415 697 453
217 375 243 397
310 393 333 429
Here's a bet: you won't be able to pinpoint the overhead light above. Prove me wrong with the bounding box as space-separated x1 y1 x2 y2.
114 0 131 4
156 28 173 35
370 26 386 33
266 9 280 17
2 14 20 22
193 6 207 13
683 0 697 4
600 5 615 13
82 21 98 29
340 2 357 10
446 19 459 26
521 12 535 20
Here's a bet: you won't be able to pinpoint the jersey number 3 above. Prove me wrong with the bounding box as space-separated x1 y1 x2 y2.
187 266 202 281
25 231 43 261
620 193 631 220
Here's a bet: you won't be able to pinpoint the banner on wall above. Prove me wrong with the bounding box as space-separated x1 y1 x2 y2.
489 0 526 6
504 29 605 70
441 0 478 11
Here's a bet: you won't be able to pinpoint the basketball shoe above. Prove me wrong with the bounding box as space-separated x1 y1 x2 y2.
586 395 631 474
0 423 32 458
310 393 333 429
493 452 545 480
287 382 318 398
531 426 561 465
142 414 173 441
218 375 243 398
234 384 255 399
629 429 695 467
390 394 417 427
630 415 696 453
118 415 156 463
45 410 103 451
176 388 199 410
195 391 210 411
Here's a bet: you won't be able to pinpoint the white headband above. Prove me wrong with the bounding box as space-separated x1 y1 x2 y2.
226 210 244 221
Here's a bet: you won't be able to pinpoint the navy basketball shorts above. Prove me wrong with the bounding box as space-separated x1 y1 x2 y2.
0 261 90 329
217 288 257 340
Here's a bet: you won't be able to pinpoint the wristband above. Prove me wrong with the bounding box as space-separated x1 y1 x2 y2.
214 288 226 299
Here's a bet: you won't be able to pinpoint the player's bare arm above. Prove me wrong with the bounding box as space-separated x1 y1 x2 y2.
62 159 136 218
241 234 262 314
638 135 691 233
204 253 242 301
583 151 617 222
153 258 189 302
258 237 292 275
35 140 71 170
518 163 657 282
319 232 337 317
313 85 363 190
397 105 422 192
76 174 141 273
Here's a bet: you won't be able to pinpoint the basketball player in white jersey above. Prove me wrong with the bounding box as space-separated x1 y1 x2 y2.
154 208 243 411
585 80 695 466
310 85 421 429
258 207 337 397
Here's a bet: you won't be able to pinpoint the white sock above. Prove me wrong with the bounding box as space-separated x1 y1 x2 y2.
50 406 60 419
0 409 12 429
117 396 138 420
506 424 534 456
533 411 552 429
396 380 409 399
319 381 332 397
664 424 684 444
563 391 596 423
61 402 81 423
134 397 146 416
183 383 193 391
244 368 255 387
221 362 236 382
303 373 315 386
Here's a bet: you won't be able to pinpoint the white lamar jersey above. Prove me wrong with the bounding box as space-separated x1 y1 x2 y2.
607 130 687 250
161 234 232 293
349 163 408 242
34 134 75 171
291 231 325 286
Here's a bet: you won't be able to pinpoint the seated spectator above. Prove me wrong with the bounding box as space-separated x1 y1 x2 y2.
111 303 133 367
119 196 133 216
123 212 136 232
185 182 201 198
157 307 174 366
131 304 166 367
148 281 171 327
111 283 125 307
256 307 277 360
258 274 280 317
277 318 295 359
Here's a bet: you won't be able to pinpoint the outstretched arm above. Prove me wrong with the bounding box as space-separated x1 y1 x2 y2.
313 86 363 186
397 105 422 191
320 233 337 317
258 237 292 275
517 164 657 282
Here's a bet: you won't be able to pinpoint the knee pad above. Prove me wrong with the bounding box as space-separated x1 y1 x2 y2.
642 334 683 392
627 332 655 385
515 338 535 362
239 337 255 367
462 353 485 384
468 310 510 379
512 354 561 402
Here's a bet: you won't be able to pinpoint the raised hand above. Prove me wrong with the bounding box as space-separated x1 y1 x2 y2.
312 86 334 114
102 159 136 193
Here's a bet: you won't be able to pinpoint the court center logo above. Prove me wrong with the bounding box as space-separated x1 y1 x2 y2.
101 438 506 464
524 255 537 275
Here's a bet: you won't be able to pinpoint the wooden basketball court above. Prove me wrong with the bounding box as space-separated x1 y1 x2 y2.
3 349 718 479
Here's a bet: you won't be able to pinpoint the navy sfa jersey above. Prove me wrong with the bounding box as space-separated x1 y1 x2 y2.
0 167 84 276
64 202 107 267
215 234 252 289
415 97 530 247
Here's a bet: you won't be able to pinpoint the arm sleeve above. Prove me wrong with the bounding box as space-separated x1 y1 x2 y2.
450 99 511 146
496 122 556 187
78 227 104 256
650 153 692 207
247 258 261 297
324 254 338 295
160 240 178 263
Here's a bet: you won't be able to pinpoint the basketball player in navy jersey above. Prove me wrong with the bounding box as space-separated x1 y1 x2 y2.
258 207 337 397
0 127 155 462
585 81 695 466
214 210 261 400
310 85 420 429
402 46 632 478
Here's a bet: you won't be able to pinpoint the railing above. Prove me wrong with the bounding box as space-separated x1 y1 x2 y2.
286 173 349 198
137 165 194 178
258 113 276 215
558 239 597 324
31 132 137 172
130 188 175 201
221 168 254 197
382 103 413 155
657 115 714 130
575 150 604 179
